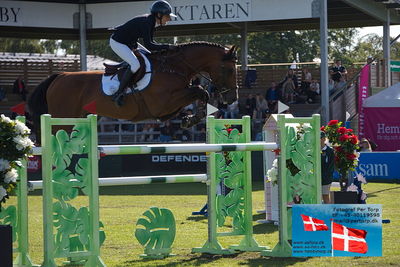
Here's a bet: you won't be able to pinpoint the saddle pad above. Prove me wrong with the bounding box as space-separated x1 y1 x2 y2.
102 52 152 96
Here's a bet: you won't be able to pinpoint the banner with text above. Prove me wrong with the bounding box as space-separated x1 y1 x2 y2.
358 64 370 138
364 107 400 151
292 204 382 257
356 152 400 180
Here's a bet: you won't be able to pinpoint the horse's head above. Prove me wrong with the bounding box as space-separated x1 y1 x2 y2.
211 46 238 105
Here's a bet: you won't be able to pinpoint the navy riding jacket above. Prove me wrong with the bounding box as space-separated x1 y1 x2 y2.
111 14 169 51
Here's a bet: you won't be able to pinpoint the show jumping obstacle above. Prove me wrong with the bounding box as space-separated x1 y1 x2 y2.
0 113 321 266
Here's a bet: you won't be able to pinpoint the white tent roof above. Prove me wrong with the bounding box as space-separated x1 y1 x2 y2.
363 82 400 107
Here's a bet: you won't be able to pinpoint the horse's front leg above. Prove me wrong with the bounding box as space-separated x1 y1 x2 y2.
181 100 207 128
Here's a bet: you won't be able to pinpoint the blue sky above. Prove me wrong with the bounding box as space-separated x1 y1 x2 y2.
358 26 400 38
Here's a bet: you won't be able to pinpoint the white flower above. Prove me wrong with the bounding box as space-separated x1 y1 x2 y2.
0 114 12 124
0 158 10 171
12 136 34 151
0 186 7 201
4 168 18 183
14 120 31 135
22 137 34 148
13 136 26 150
266 161 278 185
272 158 278 168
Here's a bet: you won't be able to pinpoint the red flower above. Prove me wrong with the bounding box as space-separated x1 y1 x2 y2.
346 129 353 133
346 153 357 160
337 127 347 134
339 135 350 142
335 146 343 152
226 128 233 134
328 120 339 126
320 126 325 132
349 135 358 145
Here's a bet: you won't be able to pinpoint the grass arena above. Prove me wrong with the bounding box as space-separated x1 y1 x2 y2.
1 114 399 266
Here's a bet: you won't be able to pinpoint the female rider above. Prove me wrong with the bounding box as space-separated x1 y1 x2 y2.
110 0 177 106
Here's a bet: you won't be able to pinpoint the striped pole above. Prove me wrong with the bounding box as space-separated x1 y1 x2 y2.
98 142 278 156
32 142 278 156
29 174 207 190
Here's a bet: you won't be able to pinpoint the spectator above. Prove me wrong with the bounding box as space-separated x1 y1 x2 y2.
159 121 174 142
139 123 155 143
366 56 374 65
358 138 372 152
226 100 239 119
301 67 312 92
281 69 298 104
180 129 192 142
329 59 347 88
306 79 320 103
98 117 118 132
255 94 269 119
367 138 378 151
321 131 334 204
13 76 27 101
195 126 206 141
328 78 335 95
265 81 279 113
245 94 257 118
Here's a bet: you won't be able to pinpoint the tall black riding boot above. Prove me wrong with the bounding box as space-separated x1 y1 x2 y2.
112 69 134 107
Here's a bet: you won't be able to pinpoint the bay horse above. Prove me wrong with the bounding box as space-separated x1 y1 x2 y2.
27 42 238 138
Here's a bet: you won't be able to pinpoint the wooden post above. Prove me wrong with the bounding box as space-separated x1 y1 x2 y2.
23 59 28 88
48 59 53 75
74 60 79 71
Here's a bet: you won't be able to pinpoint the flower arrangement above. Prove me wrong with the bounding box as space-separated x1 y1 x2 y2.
266 159 278 185
321 120 359 191
0 114 34 210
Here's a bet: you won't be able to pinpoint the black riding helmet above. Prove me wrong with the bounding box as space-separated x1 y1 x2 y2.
150 0 177 18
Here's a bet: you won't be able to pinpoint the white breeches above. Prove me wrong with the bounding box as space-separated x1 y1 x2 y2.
110 38 140 73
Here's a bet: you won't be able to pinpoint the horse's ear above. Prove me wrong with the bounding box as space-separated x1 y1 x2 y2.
227 45 238 60
228 45 237 55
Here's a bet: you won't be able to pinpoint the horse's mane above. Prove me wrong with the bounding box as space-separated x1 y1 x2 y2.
150 41 227 56
176 41 226 49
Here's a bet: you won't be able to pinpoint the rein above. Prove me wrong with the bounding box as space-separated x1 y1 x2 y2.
179 55 235 95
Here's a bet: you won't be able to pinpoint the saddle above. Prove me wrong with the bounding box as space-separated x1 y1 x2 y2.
103 50 147 88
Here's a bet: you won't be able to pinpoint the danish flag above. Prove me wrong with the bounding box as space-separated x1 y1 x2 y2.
300 214 329 231
332 222 368 254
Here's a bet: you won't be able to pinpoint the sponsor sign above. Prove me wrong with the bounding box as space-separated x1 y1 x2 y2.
120 153 206 176
364 107 400 151
0 2 22 26
390 60 400 72
27 155 41 173
358 64 369 138
356 152 400 180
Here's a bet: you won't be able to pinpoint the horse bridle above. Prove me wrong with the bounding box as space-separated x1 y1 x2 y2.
179 56 237 95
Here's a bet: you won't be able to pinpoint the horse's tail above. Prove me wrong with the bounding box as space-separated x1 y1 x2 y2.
27 74 59 138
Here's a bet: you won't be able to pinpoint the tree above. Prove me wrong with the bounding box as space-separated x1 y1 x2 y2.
0 38 44 53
